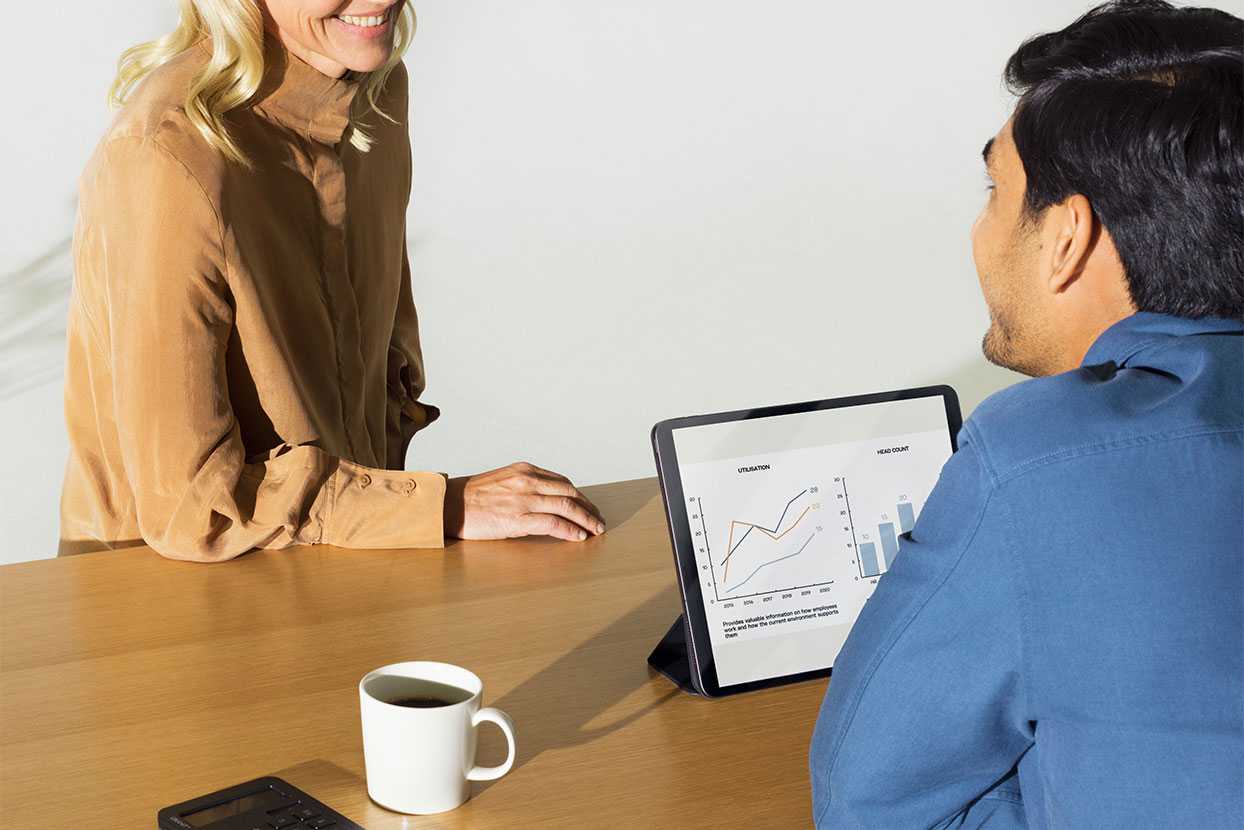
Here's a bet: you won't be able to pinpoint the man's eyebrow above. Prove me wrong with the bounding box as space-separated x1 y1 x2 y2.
982 137 995 172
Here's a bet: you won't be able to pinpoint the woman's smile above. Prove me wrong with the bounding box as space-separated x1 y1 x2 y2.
332 6 394 40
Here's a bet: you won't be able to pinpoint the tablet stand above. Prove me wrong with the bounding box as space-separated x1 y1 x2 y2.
646 615 705 696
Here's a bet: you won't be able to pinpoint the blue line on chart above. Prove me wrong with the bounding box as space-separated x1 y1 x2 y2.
723 488 810 562
724 533 817 595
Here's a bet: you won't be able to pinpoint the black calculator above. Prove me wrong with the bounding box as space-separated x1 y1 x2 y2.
157 776 363 830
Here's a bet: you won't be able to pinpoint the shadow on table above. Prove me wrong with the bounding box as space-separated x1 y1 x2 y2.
594 477 660 529
275 759 367 820
480 583 682 786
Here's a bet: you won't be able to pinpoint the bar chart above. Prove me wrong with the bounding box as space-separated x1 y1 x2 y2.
840 478 919 579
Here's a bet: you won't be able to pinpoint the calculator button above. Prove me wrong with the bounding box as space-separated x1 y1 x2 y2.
293 807 322 819
306 818 337 829
268 817 300 829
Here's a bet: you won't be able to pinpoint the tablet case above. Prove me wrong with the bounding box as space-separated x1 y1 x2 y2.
646 614 705 696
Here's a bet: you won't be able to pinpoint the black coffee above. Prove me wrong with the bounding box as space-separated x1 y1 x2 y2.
389 695 461 708
370 678 473 708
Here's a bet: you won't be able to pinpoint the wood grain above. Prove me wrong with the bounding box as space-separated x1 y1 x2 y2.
0 478 827 828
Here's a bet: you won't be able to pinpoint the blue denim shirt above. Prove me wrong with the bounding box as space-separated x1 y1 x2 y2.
809 312 1243 829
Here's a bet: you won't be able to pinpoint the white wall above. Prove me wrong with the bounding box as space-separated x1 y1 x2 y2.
4 1 1206 564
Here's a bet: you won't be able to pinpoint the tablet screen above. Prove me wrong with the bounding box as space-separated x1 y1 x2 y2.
670 394 953 688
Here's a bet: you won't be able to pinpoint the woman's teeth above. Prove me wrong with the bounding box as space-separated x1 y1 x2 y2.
337 12 387 27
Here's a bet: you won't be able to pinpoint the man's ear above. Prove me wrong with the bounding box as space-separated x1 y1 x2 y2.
1043 193 1096 295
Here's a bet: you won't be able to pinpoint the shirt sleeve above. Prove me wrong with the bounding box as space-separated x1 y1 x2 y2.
84 135 446 562
808 424 1033 828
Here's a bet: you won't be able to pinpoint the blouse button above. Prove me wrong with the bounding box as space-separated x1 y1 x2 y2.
402 479 417 496
358 473 372 489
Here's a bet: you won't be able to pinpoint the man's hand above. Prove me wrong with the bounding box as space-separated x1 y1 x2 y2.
444 462 606 542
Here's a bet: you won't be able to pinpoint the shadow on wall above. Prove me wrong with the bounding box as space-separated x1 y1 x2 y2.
1 225 74 402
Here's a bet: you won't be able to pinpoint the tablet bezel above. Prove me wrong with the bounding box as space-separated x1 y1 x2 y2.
650 385 962 697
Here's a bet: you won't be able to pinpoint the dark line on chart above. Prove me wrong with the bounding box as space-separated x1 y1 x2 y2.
721 504 814 570
728 524 756 558
721 488 809 562
724 533 817 595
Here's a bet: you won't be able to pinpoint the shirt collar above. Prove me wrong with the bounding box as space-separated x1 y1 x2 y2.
193 36 361 145
1082 311 1244 367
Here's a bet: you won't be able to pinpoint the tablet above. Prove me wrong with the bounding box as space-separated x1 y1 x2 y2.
650 386 961 697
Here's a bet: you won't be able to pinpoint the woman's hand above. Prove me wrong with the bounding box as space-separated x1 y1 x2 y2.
444 462 606 542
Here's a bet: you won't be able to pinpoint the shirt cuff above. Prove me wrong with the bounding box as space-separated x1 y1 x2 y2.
321 459 447 549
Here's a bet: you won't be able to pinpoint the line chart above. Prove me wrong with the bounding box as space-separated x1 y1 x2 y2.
720 488 812 584
694 485 831 600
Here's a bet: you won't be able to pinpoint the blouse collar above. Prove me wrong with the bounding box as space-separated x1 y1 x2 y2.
194 35 362 145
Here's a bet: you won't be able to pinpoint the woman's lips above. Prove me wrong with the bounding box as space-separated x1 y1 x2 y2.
333 9 393 40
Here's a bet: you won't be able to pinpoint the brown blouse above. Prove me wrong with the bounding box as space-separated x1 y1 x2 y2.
59 36 447 561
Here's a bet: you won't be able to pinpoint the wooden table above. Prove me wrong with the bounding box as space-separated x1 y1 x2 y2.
1 478 827 828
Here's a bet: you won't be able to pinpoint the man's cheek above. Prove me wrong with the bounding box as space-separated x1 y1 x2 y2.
970 219 987 275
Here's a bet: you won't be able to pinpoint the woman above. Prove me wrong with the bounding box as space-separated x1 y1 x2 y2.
60 0 604 561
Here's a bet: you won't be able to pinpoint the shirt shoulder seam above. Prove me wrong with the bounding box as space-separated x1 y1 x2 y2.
993 424 1243 486
99 132 230 287
962 420 999 486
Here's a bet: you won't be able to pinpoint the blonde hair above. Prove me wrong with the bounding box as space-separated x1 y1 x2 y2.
107 0 416 169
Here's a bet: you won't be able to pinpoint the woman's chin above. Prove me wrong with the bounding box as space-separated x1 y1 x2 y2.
326 42 393 75
328 13 396 67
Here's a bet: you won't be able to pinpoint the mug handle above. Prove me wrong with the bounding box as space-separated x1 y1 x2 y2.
467 707 517 782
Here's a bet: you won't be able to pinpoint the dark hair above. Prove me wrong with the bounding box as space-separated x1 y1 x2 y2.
1004 0 1243 319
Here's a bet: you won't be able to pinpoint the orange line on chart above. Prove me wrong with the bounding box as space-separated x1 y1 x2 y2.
722 504 814 584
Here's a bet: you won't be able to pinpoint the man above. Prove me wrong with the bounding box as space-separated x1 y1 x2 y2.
808 2 1243 827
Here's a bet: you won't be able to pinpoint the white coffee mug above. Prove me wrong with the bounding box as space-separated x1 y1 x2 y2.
359 661 517 815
